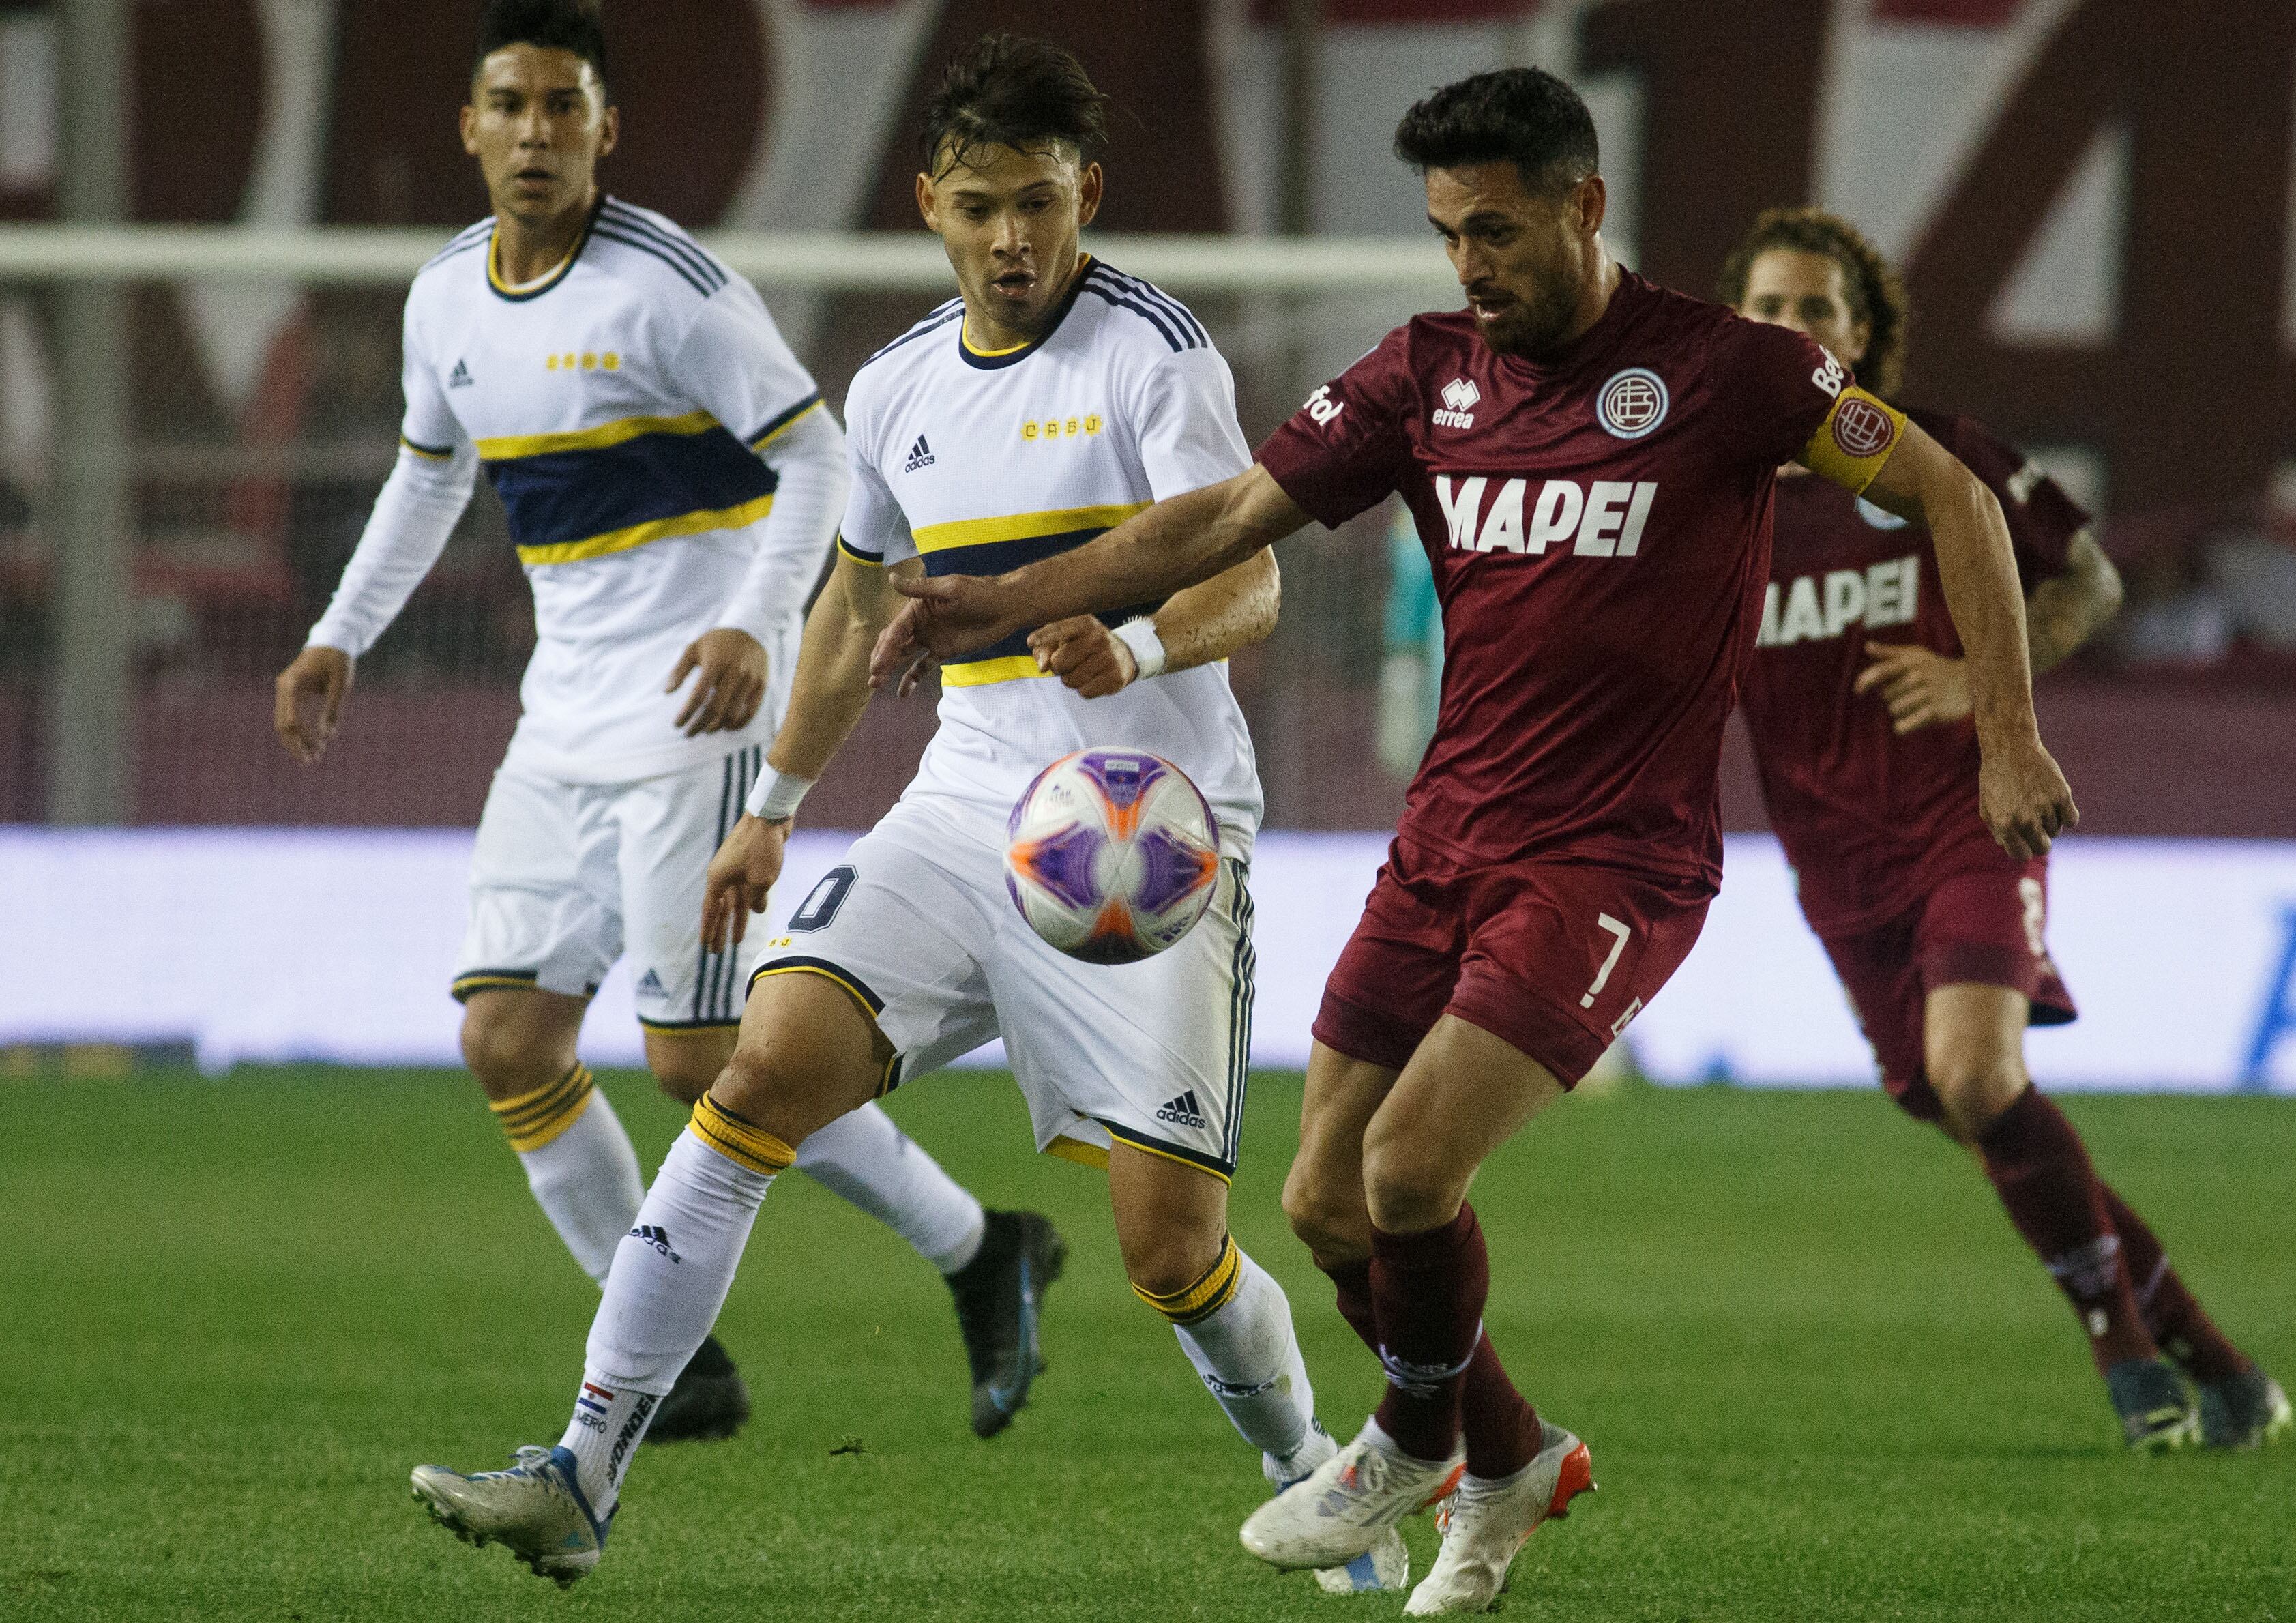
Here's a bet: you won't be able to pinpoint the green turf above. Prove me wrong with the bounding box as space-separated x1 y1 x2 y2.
0 1069 2286 1621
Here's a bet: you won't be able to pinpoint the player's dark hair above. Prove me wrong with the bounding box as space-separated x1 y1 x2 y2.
1718 207 1909 398
920 34 1112 177
1393 68 1600 196
474 0 608 93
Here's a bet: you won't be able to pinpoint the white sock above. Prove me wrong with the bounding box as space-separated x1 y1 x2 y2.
491 1066 643 1284
795 1101 987 1274
563 1102 791 1510
1170 1244 1316 1465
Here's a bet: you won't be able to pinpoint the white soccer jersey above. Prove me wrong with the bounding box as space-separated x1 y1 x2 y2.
323 196 832 783
840 259 1264 853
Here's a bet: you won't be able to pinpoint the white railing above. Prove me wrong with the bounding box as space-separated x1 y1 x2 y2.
0 225 1458 291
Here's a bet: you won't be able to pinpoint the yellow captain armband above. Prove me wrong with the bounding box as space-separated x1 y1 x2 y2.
1798 384 1907 495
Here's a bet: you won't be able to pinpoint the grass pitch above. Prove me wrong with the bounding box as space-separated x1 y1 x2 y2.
1 1068 2288 1622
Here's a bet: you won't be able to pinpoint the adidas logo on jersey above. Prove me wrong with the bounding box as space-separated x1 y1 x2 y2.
904 434 936 472
1757 555 1920 647
636 969 665 995
1434 475 1658 558
447 359 473 388
630 1224 681 1263
1156 1090 1209 1130
1433 376 1480 429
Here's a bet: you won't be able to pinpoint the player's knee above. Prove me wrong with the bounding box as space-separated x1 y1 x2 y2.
1282 1160 1371 1264
709 1041 812 1139
1925 1046 2025 1141
1359 1127 1468 1236
1119 1216 1228 1302
458 1001 564 1096
649 1050 717 1105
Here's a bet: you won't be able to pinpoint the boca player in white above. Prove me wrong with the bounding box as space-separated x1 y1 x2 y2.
275 0 1053 1448
408 35 1407 1596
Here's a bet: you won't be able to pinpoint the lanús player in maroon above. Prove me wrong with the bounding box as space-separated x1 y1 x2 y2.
872 70 2075 1611
1724 207 2285 1453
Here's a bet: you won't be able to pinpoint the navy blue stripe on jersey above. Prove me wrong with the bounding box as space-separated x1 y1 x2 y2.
600 203 726 291
589 224 719 298
483 426 778 555
598 201 728 293
1079 272 1194 353
859 305 964 372
922 524 1155 662
744 392 823 448
1091 265 1209 347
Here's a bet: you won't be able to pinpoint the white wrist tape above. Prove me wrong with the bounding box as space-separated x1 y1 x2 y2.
1114 617 1168 681
747 765 814 823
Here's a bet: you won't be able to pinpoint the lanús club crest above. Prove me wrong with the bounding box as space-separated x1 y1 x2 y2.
1595 368 1668 439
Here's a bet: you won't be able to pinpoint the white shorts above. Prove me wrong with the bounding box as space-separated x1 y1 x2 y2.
748 795 1257 1180
452 747 766 1031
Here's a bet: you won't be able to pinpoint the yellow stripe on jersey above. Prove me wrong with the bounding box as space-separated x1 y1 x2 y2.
1132 1233 1242 1324
1799 385 1908 496
688 1094 796 1175
911 502 1151 556
516 493 776 566
939 654 1055 688
400 436 454 462
489 1063 596 1152
475 409 722 463
836 534 886 568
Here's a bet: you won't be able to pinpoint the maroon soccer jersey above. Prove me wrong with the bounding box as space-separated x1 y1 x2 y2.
1738 408 2087 935
1257 272 1852 888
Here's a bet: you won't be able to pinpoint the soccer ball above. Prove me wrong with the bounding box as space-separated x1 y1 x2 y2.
1005 748 1222 964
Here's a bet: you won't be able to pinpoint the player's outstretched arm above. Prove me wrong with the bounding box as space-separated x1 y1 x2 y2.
1028 550 1281 699
701 551 911 950
1853 424 2077 858
869 464 1310 688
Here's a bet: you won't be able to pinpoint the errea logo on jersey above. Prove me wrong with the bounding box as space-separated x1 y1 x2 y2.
1758 555 1920 647
1434 476 1656 557
1433 377 1479 430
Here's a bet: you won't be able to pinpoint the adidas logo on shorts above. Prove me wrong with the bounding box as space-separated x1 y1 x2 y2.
1155 1090 1209 1130
903 433 935 472
636 969 665 996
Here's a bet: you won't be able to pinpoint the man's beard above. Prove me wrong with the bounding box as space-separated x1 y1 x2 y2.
1478 279 1579 361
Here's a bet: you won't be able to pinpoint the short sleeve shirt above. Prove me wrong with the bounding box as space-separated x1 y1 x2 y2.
1258 272 1851 888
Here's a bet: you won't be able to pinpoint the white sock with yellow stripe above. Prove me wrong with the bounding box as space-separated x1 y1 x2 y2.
1139 1237 1316 1464
490 1065 643 1285
568 1096 794 1510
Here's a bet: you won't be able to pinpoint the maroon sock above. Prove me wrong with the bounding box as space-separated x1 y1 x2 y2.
1368 1205 1490 1465
1325 1255 1540 1478
2100 1182 2253 1386
1975 1088 2157 1372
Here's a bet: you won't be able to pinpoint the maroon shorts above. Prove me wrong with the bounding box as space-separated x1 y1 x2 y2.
1313 839 1713 1085
1818 859 2077 1123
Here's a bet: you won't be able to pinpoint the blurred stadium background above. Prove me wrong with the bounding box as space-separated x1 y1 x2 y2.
1 0 2292 1089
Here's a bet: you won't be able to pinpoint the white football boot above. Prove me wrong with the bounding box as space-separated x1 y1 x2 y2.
1405 1420 1595 1615
1266 1422 1412 1594
410 1444 610 1588
1241 1418 1464 1573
